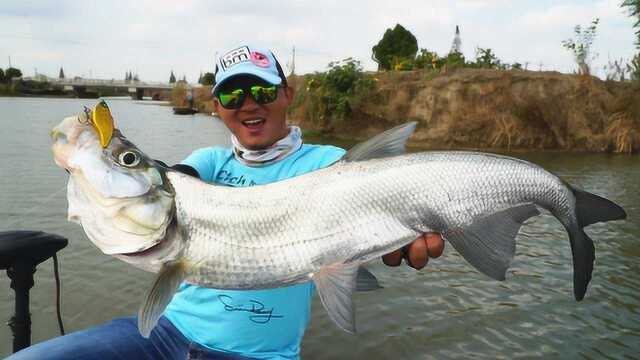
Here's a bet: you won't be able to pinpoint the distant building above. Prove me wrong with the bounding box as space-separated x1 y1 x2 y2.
450 25 462 54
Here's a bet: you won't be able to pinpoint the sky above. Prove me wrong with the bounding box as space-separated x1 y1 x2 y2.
1 0 637 83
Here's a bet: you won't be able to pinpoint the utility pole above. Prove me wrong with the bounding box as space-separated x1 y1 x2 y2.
289 46 296 76
8 55 12 68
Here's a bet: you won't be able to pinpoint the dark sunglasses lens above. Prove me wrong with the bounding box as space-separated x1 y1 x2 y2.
250 85 278 104
218 89 245 109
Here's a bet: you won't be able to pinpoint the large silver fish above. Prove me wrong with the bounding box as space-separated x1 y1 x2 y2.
51 102 626 338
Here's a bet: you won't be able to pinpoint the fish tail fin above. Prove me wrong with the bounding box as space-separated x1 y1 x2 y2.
567 228 595 301
138 259 190 338
572 187 627 227
568 187 626 301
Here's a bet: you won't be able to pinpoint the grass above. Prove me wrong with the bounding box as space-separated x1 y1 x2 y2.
606 111 639 154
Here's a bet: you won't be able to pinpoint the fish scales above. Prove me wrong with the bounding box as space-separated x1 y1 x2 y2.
169 151 571 290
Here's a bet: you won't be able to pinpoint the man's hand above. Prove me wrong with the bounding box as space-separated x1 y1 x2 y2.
382 233 444 270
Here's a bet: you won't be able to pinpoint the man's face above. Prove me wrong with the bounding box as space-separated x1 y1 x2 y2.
213 75 294 150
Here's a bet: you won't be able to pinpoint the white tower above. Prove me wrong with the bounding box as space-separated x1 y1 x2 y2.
450 25 462 54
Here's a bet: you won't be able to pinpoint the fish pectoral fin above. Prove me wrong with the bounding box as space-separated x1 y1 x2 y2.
342 122 417 162
443 203 540 281
313 262 360 333
138 260 190 338
356 266 382 292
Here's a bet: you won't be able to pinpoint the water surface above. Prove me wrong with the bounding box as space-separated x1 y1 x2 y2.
0 97 638 358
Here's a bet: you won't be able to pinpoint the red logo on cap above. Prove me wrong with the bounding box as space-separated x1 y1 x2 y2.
250 51 271 68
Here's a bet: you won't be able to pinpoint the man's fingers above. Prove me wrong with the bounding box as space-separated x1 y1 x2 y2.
382 249 404 267
382 233 444 269
425 233 444 258
406 237 428 270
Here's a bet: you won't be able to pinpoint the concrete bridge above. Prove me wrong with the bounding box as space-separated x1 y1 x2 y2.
22 75 186 100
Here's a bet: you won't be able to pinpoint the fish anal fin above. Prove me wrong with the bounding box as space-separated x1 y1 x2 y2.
313 262 360 333
444 204 540 281
342 122 417 162
138 260 190 338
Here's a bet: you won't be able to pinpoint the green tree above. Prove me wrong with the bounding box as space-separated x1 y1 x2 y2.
0 68 5 83
59 67 65 79
372 24 418 70
562 18 600 75
169 70 176 83
622 0 640 82
622 0 640 48
201 72 215 86
5 67 22 80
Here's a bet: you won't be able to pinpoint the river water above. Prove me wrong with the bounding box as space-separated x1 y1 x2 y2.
0 97 638 359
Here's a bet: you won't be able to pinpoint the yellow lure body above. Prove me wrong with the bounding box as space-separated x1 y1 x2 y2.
92 100 114 148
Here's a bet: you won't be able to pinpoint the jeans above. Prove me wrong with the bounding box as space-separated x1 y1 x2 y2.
7 316 253 360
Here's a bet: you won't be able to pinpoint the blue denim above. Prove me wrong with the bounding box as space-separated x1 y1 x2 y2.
7 316 253 360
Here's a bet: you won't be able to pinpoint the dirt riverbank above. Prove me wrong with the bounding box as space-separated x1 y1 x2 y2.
182 69 640 153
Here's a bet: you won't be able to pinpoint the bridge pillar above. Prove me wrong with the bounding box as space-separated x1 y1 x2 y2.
73 86 99 99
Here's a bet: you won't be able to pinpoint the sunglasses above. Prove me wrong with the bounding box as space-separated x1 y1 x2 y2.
216 84 280 109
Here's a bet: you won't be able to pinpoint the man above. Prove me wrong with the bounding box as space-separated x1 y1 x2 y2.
9 44 443 360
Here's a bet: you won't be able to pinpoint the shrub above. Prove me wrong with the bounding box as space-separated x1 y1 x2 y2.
471 47 503 69
444 51 465 69
297 58 375 124
414 49 440 70
628 54 640 81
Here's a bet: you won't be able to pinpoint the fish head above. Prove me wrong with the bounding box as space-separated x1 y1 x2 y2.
51 103 181 271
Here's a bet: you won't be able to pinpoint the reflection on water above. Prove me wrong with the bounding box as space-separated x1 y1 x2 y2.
1 97 638 358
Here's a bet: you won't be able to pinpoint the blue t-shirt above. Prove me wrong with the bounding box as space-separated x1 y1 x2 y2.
164 144 346 360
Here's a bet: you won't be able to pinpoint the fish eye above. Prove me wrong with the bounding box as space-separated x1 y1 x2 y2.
118 151 141 167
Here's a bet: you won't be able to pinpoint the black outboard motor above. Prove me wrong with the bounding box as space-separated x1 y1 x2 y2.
0 231 68 353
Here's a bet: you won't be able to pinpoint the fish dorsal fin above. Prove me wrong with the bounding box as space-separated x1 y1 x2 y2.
342 122 417 162
443 204 540 281
138 260 190 338
313 262 360 333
